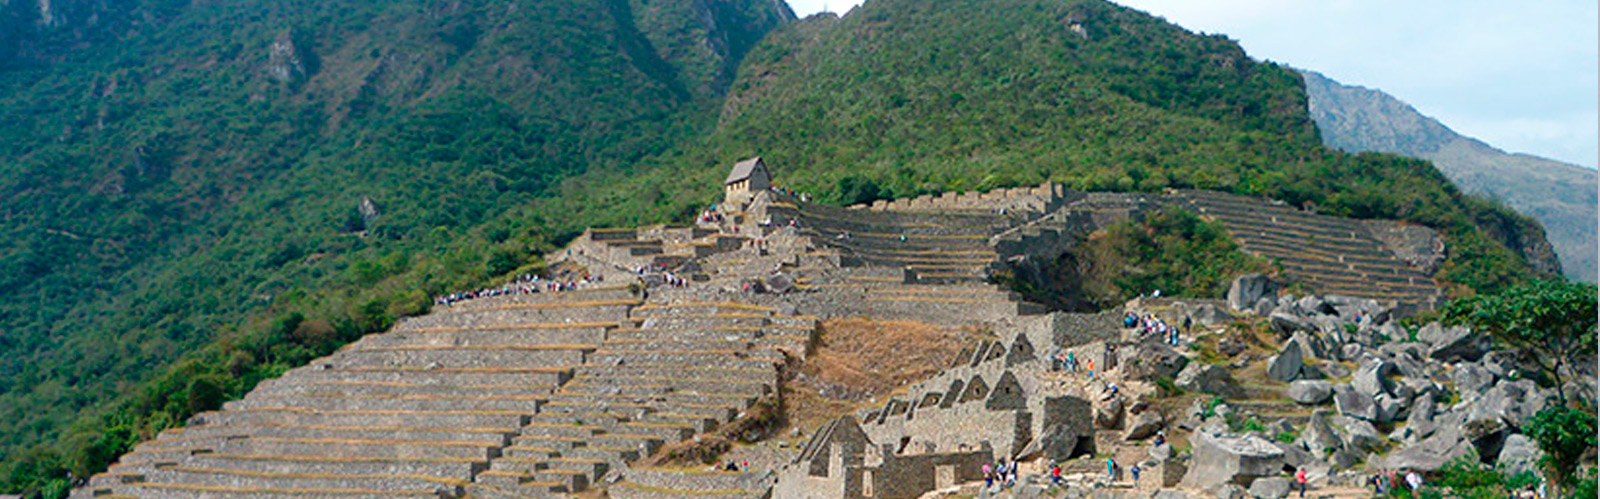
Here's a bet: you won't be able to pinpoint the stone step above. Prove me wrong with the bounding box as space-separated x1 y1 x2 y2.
330 345 592 369
214 437 499 460
546 391 756 410
250 379 556 399
571 365 777 387
439 286 635 311
117 482 444 499
182 452 483 478
177 423 515 446
600 338 756 352
142 466 463 496
539 399 735 423
630 302 776 318
476 467 586 493
192 408 528 430
518 423 604 438
360 326 612 349
560 378 769 398
586 350 778 370
224 393 545 413
404 304 635 329
275 366 571 387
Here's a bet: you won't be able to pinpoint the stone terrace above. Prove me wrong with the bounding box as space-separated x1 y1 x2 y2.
73 285 809 499
1173 190 1445 308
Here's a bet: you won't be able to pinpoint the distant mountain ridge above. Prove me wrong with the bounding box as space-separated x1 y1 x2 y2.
1301 70 1597 283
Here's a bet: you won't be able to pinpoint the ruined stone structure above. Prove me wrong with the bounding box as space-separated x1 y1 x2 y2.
73 158 1454 498
773 416 989 499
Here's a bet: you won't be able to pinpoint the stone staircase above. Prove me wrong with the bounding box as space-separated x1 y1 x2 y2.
780 202 1024 285
469 299 809 497
74 286 811 499
1172 190 1445 308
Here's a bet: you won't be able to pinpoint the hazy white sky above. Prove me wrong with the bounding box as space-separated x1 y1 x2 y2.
785 0 1600 168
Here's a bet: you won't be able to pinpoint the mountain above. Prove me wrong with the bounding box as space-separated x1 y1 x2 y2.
0 0 1559 494
0 0 791 488
1301 69 1597 283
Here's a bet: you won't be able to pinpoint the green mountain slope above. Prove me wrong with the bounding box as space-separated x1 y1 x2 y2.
1301 69 1597 283
538 0 1557 288
0 0 1558 495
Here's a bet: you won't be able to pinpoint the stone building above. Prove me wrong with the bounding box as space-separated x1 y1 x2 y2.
724 156 771 207
774 416 989 499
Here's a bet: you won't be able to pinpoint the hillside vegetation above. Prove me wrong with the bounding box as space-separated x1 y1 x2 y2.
1302 69 1597 283
0 0 1559 495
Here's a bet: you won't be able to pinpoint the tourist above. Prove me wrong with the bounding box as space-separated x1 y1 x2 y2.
1066 350 1076 372
1087 358 1095 378
1406 471 1422 492
1106 457 1116 482
1131 463 1141 483
1295 467 1308 498
1051 462 1062 486
982 463 994 488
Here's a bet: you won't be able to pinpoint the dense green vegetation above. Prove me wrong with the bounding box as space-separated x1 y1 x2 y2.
995 207 1273 310
0 0 1563 496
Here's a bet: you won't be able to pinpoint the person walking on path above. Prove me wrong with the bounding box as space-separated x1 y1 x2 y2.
1296 467 1308 498
1106 457 1116 482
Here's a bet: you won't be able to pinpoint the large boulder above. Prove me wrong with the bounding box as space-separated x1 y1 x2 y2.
1248 477 1292 499
1182 431 1286 489
1287 380 1333 405
1351 359 1397 397
1122 343 1189 382
1468 379 1549 429
1331 384 1380 422
1450 364 1497 397
1404 392 1439 441
1270 311 1315 335
1298 411 1344 457
1227 274 1275 312
1497 434 1544 476
1330 415 1383 451
1267 341 1308 383
1420 323 1488 362
1383 422 1472 472
1176 363 1238 396
1096 397 1125 430
1192 303 1239 326
1124 411 1166 441
1184 431 1292 489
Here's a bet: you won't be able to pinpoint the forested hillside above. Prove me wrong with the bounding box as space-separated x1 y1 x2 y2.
1301 69 1597 283
0 0 793 494
0 0 1558 496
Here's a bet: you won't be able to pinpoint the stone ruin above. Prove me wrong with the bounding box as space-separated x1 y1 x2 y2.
71 158 1457 498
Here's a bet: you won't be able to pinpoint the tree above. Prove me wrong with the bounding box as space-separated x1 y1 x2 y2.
1524 404 1598 497
1443 280 1597 405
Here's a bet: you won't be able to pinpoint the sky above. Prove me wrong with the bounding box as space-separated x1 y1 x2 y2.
785 0 1600 169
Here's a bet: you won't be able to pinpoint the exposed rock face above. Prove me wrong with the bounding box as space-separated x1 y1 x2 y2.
1418 322 1487 362
1176 363 1237 396
1497 434 1544 476
1122 343 1188 381
1299 411 1344 456
1124 411 1165 441
1267 341 1307 383
267 30 310 84
1332 384 1380 422
1248 477 1291 499
1351 359 1396 397
1287 380 1332 405
1227 274 1275 312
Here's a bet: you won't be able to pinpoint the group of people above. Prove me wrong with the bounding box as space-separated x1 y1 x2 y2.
696 205 727 224
981 459 1021 489
433 273 602 306
1123 311 1187 346
1052 349 1095 377
1368 469 1425 495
